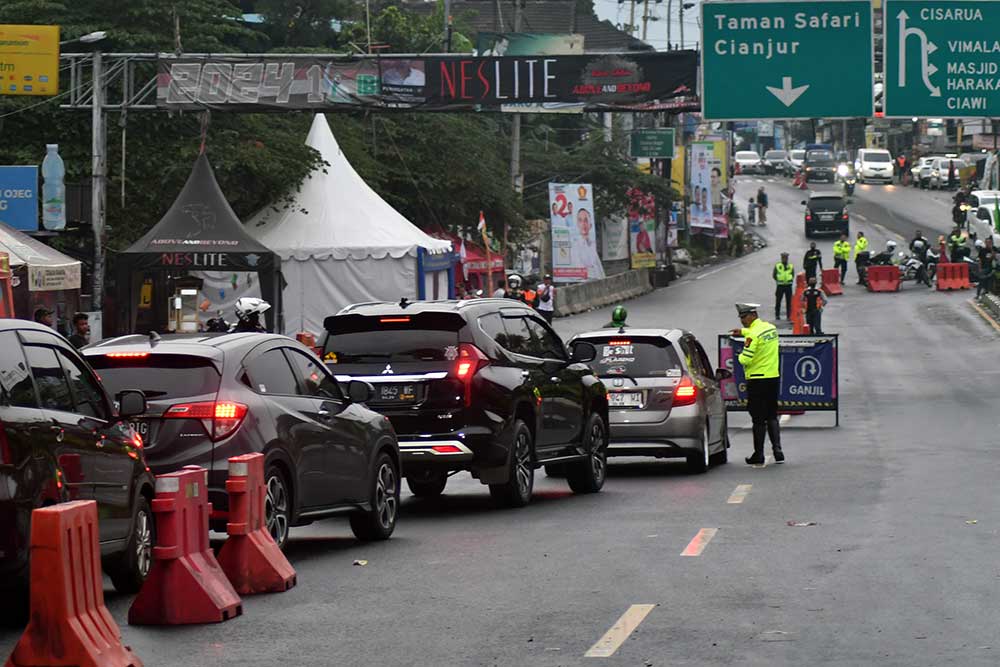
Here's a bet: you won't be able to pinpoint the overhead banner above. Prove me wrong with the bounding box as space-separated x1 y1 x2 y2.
549 183 605 283
156 52 699 112
717 334 839 412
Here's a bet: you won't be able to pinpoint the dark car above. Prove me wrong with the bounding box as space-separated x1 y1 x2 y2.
84 333 400 549
803 192 850 238
320 299 609 507
804 149 837 183
568 329 729 473
0 320 153 599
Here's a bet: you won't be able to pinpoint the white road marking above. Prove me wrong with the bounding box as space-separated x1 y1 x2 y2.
873 223 904 241
853 212 868 222
695 256 755 281
727 484 752 504
584 604 656 658
681 528 719 556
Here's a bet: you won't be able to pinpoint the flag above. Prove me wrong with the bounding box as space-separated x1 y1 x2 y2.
994 197 1000 235
459 238 468 280
477 211 489 245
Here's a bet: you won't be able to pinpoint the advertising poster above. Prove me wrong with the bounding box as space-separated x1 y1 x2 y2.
602 216 629 262
626 188 656 269
0 166 38 231
710 140 729 211
689 142 714 231
670 145 686 193
549 183 605 283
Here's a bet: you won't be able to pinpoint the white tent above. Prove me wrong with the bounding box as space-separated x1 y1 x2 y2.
242 114 452 334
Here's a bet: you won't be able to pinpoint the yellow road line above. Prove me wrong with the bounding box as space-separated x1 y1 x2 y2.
727 484 752 504
584 604 656 658
681 528 719 557
970 299 1000 334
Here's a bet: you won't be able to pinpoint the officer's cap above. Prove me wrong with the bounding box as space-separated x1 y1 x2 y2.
780 252 789 257
735 303 760 316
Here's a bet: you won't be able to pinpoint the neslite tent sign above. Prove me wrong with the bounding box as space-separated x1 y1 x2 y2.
156 52 699 112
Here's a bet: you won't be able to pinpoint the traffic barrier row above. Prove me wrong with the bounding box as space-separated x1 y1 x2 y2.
866 265 901 292
821 268 843 296
936 262 972 291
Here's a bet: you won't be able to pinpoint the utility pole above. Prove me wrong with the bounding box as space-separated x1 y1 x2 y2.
91 51 107 312
679 0 685 48
444 0 452 51
666 0 673 48
629 0 637 35
641 0 651 40
508 0 523 269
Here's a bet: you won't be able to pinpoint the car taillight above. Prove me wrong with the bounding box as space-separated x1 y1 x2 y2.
673 376 698 407
842 212 849 220
164 400 248 442
805 213 812 222
455 343 489 407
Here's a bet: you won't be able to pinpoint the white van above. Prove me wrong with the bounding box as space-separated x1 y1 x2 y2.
855 149 894 184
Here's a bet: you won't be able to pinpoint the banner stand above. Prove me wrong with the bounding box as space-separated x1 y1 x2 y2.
717 333 839 428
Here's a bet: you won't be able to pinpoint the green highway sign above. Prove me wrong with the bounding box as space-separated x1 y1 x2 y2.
884 0 1000 117
700 0 873 120
630 129 675 159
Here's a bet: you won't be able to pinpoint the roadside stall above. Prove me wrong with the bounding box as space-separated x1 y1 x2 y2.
116 154 280 334
0 221 82 330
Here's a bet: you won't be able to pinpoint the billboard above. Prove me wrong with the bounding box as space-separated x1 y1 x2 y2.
0 166 38 231
549 183 605 283
0 25 59 96
156 52 700 112
689 142 714 231
627 188 656 269
602 216 629 262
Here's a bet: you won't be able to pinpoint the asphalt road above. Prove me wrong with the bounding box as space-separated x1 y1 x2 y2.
3 177 1000 666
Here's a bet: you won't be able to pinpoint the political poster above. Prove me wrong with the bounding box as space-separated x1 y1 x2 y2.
626 188 656 269
549 183 605 283
717 334 839 412
689 142 714 231
602 216 629 262
0 166 38 231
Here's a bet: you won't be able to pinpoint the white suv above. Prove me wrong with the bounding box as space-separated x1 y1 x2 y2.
855 149 894 184
966 191 1000 245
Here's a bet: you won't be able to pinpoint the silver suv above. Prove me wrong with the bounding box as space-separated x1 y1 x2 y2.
569 329 730 473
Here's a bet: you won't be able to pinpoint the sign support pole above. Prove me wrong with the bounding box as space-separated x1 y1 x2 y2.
91 50 107 312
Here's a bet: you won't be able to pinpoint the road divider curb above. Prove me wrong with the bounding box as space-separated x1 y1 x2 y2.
554 269 653 318
129 467 243 625
5 500 143 667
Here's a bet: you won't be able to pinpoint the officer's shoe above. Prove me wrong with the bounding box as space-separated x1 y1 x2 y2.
773 449 785 464
745 454 765 465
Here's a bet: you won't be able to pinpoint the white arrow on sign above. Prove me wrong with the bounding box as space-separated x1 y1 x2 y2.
766 76 809 107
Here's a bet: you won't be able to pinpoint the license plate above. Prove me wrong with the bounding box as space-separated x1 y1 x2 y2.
377 383 417 403
129 420 149 437
609 392 642 408
819 214 835 221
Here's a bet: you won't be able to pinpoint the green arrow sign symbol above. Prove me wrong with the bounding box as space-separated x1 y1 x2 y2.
896 9 941 98
766 76 810 106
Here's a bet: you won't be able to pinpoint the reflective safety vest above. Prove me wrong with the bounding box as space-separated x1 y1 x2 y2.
949 234 964 250
833 240 852 260
738 318 780 379
774 262 794 285
854 236 869 258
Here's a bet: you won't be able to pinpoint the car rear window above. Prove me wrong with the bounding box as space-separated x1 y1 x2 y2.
806 150 834 163
324 314 463 363
765 151 786 159
809 197 846 210
580 337 682 378
735 152 760 160
790 150 805 160
863 153 892 162
87 354 220 400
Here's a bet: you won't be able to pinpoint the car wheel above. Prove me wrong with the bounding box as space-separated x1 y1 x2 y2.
406 471 448 498
108 495 155 594
567 413 608 494
711 416 729 465
265 465 291 550
489 419 534 508
686 421 711 474
351 453 400 542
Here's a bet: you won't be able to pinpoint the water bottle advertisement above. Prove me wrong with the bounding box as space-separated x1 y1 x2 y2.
41 144 66 231
0 166 39 232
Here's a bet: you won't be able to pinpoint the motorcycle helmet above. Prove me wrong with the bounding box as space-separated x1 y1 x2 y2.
976 239 986 249
235 297 271 322
611 305 628 327
507 274 522 289
886 240 898 251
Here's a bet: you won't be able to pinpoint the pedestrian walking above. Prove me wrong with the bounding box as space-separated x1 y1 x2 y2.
67 312 91 349
756 187 769 224
730 303 783 465
747 198 757 226
977 238 997 298
803 276 828 334
536 274 555 323
948 227 966 264
773 252 794 321
33 306 55 330
803 242 823 281
833 233 851 283
853 231 870 284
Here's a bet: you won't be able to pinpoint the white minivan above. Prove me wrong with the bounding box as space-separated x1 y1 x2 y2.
855 148 894 184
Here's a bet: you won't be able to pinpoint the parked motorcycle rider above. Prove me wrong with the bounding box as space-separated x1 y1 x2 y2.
233 297 270 333
948 227 966 263
910 230 929 262
871 240 898 266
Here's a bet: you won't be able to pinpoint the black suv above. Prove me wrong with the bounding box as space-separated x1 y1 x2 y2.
804 149 837 183
0 320 153 599
84 333 401 549
803 192 850 238
321 299 609 507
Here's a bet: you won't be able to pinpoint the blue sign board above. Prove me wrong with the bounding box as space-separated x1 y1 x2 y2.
0 166 39 231
717 334 839 412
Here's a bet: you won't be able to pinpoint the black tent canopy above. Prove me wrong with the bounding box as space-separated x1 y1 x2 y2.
118 154 280 332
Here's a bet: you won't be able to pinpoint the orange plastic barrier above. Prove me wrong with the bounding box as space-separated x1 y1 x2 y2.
936 262 972 291
6 500 142 667
129 467 243 625
866 265 901 292
217 454 297 594
795 271 807 290
791 284 806 334
821 268 843 296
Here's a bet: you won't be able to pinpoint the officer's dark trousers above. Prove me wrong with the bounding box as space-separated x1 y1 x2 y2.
774 285 792 319
806 309 823 334
747 377 782 459
835 258 848 283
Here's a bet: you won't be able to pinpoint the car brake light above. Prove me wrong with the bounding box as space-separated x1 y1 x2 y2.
455 343 489 407
673 376 698 407
106 352 150 358
164 400 248 441
805 213 812 222
608 340 631 345
842 212 849 220
380 317 411 323
432 444 462 454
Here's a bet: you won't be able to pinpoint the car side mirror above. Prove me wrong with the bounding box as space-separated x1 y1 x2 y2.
715 368 733 381
347 380 375 404
570 342 597 363
116 390 147 418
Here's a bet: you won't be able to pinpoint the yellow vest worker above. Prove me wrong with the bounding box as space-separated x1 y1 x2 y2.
853 234 869 258
833 240 851 261
773 254 794 320
732 303 784 465
773 262 794 285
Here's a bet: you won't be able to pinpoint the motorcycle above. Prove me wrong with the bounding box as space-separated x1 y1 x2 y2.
897 252 933 287
837 164 856 195
843 176 856 196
